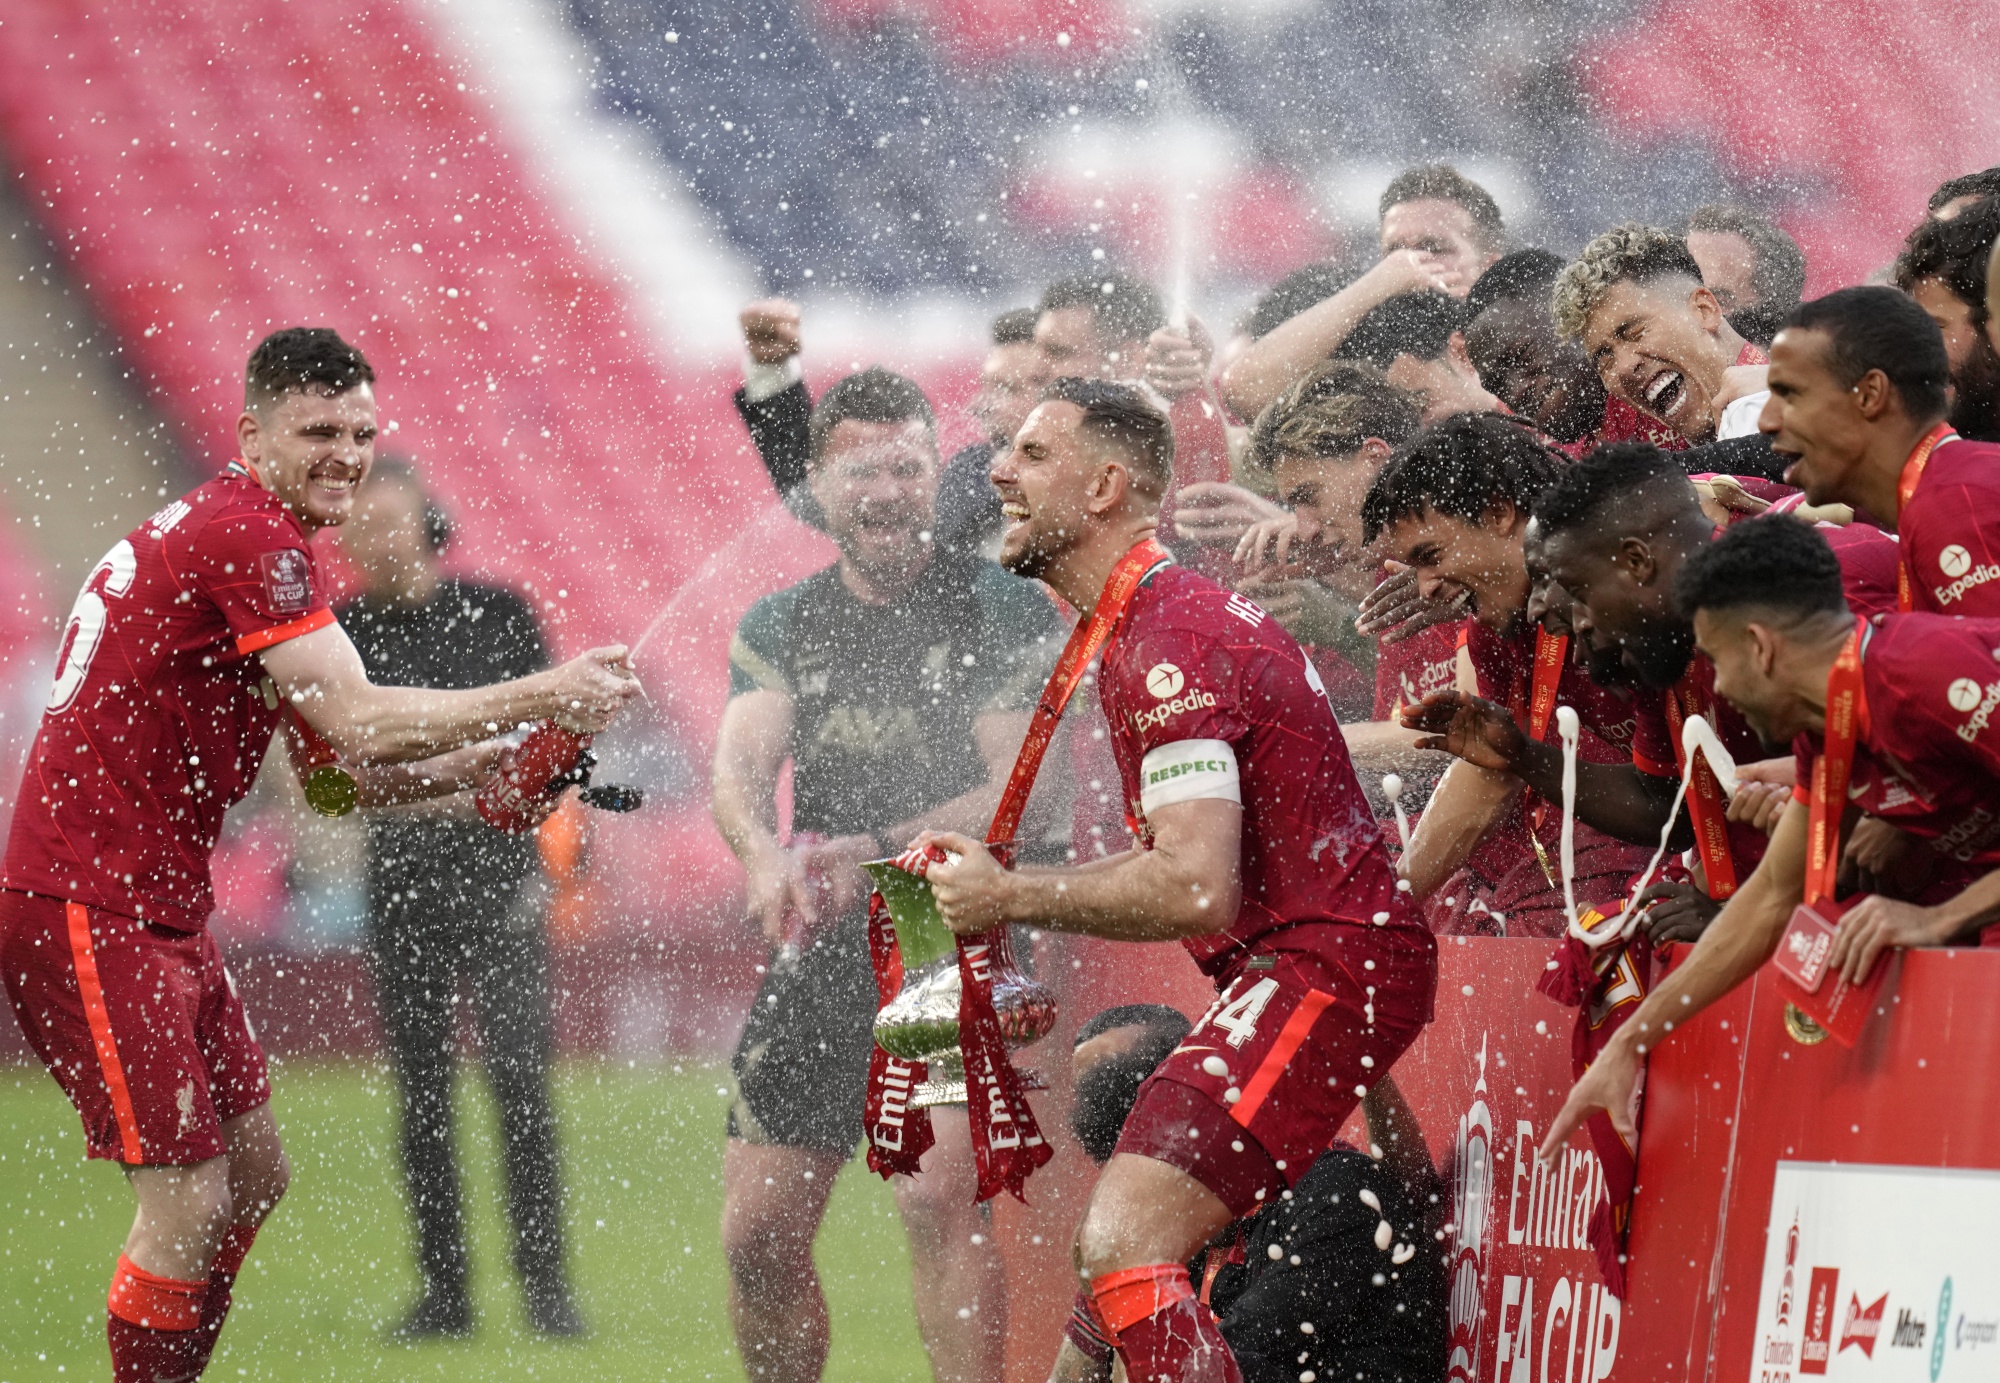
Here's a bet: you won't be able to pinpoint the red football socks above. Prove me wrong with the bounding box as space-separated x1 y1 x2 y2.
107 1254 208 1383
1090 1263 1243 1383
188 1224 260 1373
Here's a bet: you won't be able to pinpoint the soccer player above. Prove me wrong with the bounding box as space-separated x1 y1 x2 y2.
1762 286 2000 618
1892 198 2000 442
1218 164 1507 421
1052 1006 1448 1383
1360 415 1651 933
1542 517 2000 1159
0 327 640 1381
1553 224 1773 444
1404 444 1898 940
1334 290 1504 422
1683 204 1807 348
711 368 1059 1383
923 378 1438 1383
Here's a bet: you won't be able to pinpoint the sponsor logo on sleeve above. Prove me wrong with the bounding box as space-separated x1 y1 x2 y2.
1130 664 1218 731
259 548 314 615
1146 662 1185 698
1933 543 2000 605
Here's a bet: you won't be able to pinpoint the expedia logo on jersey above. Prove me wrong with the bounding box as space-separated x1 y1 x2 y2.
1933 543 2000 606
1949 676 2000 743
259 548 314 615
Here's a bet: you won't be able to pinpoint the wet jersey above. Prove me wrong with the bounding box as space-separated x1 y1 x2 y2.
1098 563 1424 974
1372 620 1461 721
1791 615 2000 870
1461 618 1637 759
1626 521 1900 878
4 466 334 931
1899 437 2000 617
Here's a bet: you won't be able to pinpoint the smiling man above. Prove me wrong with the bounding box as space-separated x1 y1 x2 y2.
1541 516 2000 1163
1554 224 1771 444
1360 415 1649 933
1761 286 2000 618
1892 197 2000 443
0 327 640 1383
923 378 1436 1383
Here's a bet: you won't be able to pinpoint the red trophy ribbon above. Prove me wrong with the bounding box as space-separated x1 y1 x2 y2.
862 538 1171 1200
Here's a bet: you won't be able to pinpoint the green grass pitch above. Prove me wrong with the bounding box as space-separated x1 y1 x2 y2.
0 1059 934 1380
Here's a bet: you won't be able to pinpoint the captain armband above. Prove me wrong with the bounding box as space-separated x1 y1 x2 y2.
1138 739 1242 817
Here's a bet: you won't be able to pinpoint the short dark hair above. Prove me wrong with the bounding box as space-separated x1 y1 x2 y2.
364 455 452 553
1069 1005 1190 1165
1379 165 1506 252
1674 513 1847 623
1553 225 1706 340
1038 271 1166 346
1532 441 1688 537
1928 167 2000 214
1244 261 1362 339
990 307 1038 347
1465 248 1567 322
1072 1003 1190 1049
1362 414 1564 543
807 367 937 464
1040 376 1175 496
1894 197 2000 331
1780 287 1950 422
1686 204 1808 309
1248 360 1423 473
245 327 374 412
1337 291 1467 369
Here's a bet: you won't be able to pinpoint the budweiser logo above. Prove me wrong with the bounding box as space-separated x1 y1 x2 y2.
1839 1291 1888 1357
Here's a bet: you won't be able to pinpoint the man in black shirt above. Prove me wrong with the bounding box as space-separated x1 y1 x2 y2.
1053 1006 1449 1383
337 458 580 1339
712 368 1059 1383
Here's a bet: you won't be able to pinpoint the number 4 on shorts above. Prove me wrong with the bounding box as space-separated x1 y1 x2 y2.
1203 977 1279 1049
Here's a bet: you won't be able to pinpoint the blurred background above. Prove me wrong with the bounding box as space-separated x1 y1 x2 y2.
0 0 1991 1061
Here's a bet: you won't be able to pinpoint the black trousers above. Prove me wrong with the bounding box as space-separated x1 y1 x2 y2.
367 861 568 1302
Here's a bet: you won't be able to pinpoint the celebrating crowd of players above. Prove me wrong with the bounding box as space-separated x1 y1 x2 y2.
4 158 2000 1383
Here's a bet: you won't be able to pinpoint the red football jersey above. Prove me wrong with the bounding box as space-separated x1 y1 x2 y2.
4 466 333 931
1791 615 2000 871
1098 563 1424 974
1899 437 2000 617
1371 619 1461 722
1461 618 1637 758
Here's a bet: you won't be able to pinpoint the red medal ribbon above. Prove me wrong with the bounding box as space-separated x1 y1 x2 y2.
1526 628 1568 743
1662 672 1739 900
1894 421 1960 612
1804 627 1868 909
864 538 1173 1199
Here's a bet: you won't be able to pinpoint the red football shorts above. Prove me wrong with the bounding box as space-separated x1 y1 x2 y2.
1114 922 1437 1217
1 890 270 1165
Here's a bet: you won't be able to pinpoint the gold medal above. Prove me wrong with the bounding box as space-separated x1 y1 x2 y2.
1783 1003 1829 1046
302 763 359 817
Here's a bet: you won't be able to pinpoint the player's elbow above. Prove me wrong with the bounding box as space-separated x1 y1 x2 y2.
1166 873 1240 936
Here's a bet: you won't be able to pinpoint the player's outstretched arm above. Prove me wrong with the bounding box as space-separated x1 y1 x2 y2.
922 797 1243 942
1403 689 1692 850
1539 799 1808 1160
259 622 638 764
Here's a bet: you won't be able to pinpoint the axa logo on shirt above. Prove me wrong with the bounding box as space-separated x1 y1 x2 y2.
1933 543 2000 606
1949 677 2000 743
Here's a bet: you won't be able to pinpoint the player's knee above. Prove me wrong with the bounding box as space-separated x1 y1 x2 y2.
721 1195 810 1287
891 1170 967 1254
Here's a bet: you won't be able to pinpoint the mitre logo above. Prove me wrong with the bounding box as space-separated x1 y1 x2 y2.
1939 544 1972 578
1146 662 1185 699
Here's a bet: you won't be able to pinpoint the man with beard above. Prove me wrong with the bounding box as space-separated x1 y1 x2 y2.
1762 286 2000 618
735 303 1046 552
1684 205 1807 349
1893 197 2000 442
922 378 1437 1383
1554 225 1773 445
711 368 1060 1383
1051 1006 1448 1383
1402 444 1898 939
1542 516 2000 1163
1360 415 1651 935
